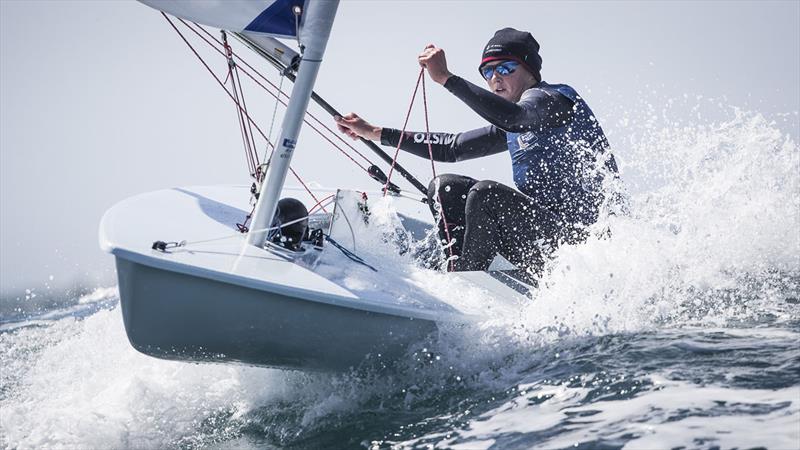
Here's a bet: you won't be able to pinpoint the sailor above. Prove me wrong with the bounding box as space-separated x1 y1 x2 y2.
335 28 618 274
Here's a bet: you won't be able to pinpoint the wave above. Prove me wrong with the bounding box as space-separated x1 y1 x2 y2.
1 104 798 449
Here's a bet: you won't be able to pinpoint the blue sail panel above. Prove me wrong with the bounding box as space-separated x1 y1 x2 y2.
245 0 305 36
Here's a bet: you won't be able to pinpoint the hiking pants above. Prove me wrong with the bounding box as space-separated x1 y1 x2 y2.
427 174 564 273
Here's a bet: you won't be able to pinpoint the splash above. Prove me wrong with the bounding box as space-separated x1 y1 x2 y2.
506 106 800 343
1 103 798 449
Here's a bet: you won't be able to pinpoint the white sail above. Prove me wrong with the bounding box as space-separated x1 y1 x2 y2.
138 0 306 38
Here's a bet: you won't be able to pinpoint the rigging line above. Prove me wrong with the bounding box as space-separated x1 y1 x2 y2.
235 65 259 167
154 197 337 251
231 53 260 173
421 75 438 180
324 235 377 272
265 73 286 164
188 22 376 169
163 13 325 213
289 167 327 213
221 29 427 197
185 34 370 173
182 19 375 183
422 74 455 270
236 203 257 233
191 24 425 205
230 50 261 170
307 123 368 171
223 29 262 176
226 42 258 176
308 193 336 215
332 197 358 252
308 111 373 165
384 68 425 195
163 14 273 162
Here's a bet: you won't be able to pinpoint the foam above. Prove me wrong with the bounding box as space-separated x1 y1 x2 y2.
1 103 798 448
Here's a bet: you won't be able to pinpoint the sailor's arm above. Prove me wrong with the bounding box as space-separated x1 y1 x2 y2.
380 126 506 162
418 44 573 132
443 76 573 132
334 113 506 162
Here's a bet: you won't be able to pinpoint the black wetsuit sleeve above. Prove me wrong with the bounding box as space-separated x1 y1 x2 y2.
443 75 574 132
380 125 507 162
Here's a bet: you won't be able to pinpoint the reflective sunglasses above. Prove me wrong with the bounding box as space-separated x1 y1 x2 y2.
480 60 520 80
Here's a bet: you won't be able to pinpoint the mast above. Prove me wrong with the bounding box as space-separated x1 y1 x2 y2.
246 0 339 246
235 32 430 197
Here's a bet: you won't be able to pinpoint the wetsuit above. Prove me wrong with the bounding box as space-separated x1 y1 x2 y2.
381 75 617 273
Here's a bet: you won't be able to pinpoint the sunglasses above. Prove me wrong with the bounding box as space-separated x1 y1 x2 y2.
480 60 520 80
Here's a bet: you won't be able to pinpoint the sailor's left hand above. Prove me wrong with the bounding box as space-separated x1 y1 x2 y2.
334 112 382 141
418 44 453 85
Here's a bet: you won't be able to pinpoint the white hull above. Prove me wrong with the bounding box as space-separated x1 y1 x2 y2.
100 185 529 371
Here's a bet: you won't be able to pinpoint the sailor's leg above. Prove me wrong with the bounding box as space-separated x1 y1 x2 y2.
427 174 477 257
455 181 560 273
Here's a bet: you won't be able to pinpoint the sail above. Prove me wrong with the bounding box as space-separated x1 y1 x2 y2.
138 0 306 38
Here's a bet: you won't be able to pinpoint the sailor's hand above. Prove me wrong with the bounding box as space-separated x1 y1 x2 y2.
418 44 453 85
334 113 382 141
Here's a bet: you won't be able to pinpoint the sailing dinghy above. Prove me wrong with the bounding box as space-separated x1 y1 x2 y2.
100 0 533 371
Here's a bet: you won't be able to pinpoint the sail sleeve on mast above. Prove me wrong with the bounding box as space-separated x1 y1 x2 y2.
138 0 306 38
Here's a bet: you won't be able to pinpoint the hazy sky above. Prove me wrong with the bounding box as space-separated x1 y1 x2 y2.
1 0 798 297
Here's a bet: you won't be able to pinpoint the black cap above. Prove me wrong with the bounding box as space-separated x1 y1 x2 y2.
480 28 542 80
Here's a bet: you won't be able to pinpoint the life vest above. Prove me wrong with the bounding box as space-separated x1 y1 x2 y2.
505 82 613 225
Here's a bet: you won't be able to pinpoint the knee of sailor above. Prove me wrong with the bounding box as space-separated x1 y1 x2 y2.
429 174 461 190
467 180 497 200
428 174 458 198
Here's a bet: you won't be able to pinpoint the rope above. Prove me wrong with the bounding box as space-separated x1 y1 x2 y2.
381 67 455 270
421 74 455 270
325 235 377 272
163 14 326 212
384 68 424 195
153 196 336 251
308 193 336 214
266 73 285 163
222 31 260 178
162 17 456 264
151 196 376 272
186 21 376 171
289 167 326 212
163 14 273 162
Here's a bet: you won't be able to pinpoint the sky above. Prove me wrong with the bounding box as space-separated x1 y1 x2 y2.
1 0 799 298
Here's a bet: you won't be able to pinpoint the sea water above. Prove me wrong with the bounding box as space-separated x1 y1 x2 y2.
1 103 798 449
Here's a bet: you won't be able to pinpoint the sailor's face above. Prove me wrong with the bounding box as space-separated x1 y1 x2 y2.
483 60 536 103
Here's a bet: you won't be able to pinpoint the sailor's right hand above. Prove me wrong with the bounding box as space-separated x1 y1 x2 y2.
334 113 382 141
419 44 453 85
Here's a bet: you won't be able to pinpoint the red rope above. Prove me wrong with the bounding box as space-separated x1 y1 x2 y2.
421 74 455 270
235 68 259 165
186 21 375 170
290 168 327 213
381 67 455 269
421 74 438 180
163 13 326 212
231 49 261 173
224 35 259 177
383 68 424 195
308 193 336 214
163 14 273 164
